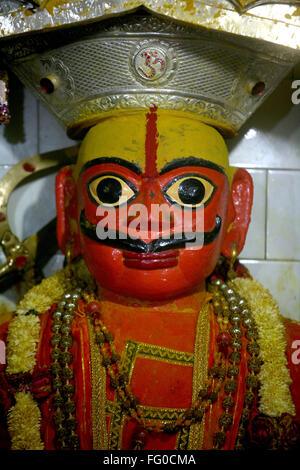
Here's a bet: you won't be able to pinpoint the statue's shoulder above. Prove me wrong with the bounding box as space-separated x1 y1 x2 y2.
1 270 67 377
14 269 68 316
280 316 300 420
1 259 94 372
281 315 300 338
0 267 67 348
281 315 300 367
4 257 93 321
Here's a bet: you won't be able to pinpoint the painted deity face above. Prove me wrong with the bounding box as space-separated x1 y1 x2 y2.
69 109 248 300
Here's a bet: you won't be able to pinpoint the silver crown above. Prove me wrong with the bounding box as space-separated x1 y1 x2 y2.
1 10 300 137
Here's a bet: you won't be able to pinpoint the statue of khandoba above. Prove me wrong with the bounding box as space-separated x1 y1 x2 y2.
0 0 299 450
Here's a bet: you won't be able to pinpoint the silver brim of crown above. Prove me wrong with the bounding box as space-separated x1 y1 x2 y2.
2 12 299 137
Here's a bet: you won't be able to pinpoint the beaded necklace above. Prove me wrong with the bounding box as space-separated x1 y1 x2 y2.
49 278 260 450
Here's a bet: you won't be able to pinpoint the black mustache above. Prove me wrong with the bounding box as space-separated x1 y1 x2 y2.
79 210 222 253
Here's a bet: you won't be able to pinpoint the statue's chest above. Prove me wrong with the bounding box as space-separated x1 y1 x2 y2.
102 305 199 400
103 339 195 450
39 301 220 450
93 305 202 450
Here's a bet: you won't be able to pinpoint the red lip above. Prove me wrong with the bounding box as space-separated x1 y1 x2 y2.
123 250 179 270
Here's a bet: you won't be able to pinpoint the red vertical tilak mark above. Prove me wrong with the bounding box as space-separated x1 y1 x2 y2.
145 106 159 179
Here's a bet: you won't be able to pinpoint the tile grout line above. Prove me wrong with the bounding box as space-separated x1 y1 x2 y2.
37 101 40 155
264 169 268 261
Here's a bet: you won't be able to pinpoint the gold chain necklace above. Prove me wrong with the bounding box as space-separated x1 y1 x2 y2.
50 289 82 449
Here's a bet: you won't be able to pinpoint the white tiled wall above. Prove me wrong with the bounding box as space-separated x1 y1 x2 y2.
229 71 300 322
0 72 299 320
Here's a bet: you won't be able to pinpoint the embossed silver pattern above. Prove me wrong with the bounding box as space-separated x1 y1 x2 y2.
4 13 297 136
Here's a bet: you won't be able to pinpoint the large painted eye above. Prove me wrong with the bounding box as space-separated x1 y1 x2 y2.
87 174 137 207
164 175 215 208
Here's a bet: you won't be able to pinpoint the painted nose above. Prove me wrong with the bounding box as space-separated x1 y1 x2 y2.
125 180 175 242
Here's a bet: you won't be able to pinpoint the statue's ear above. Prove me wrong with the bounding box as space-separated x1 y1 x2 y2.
221 168 253 258
56 166 81 259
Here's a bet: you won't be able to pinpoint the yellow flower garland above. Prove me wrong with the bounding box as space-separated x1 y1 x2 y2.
6 314 40 375
231 277 295 417
7 391 44 450
16 268 67 315
6 268 68 375
6 268 69 449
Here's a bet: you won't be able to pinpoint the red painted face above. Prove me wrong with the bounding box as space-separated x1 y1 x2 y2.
56 111 253 300
75 162 229 300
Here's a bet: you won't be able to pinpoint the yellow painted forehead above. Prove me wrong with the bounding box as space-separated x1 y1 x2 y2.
75 110 230 179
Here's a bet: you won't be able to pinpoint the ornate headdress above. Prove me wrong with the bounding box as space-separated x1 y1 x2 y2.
0 0 300 138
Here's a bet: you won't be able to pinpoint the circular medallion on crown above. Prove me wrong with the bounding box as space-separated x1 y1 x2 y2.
131 40 176 86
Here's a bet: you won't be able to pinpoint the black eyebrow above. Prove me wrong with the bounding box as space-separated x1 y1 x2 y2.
159 157 226 176
80 157 142 175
